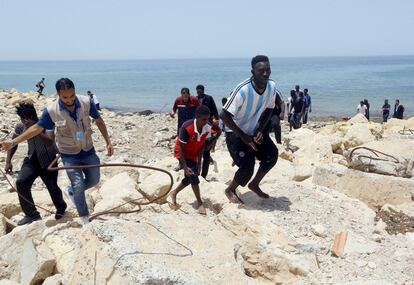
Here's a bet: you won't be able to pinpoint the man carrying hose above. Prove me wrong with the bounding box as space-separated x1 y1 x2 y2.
1 78 113 225
4 103 67 226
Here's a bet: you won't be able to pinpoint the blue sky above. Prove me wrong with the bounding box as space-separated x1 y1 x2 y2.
1 0 413 60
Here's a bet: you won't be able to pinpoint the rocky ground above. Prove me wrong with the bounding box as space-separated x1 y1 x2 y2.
0 89 413 285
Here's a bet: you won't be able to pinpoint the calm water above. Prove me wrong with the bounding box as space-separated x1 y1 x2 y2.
0 56 413 117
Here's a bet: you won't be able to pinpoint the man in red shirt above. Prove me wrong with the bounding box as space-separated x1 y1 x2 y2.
170 106 211 215
170 87 201 134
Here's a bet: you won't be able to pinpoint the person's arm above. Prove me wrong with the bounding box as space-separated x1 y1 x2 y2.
4 133 18 173
254 108 273 145
170 99 178 117
220 109 256 150
309 96 312 112
1 124 44 151
279 100 285 120
95 117 113 156
210 97 219 120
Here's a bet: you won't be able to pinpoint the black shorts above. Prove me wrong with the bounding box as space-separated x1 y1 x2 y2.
181 159 200 186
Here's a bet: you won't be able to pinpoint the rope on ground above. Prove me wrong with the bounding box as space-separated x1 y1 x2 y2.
347 146 399 172
0 154 174 222
398 127 414 135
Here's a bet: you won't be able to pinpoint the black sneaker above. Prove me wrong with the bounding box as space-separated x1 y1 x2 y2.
17 215 41 226
55 203 67 220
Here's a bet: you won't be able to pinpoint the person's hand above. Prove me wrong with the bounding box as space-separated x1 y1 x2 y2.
5 162 12 174
279 113 284 121
106 142 114 156
169 112 175 118
184 167 194 176
1 139 15 152
240 133 257 151
253 131 263 145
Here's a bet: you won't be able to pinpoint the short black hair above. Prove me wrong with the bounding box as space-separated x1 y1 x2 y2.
290 90 296 96
196 84 205 91
16 103 37 120
195 105 210 117
55 78 75 92
251 55 269 68
222 97 228 106
304 88 308 92
181 87 190 94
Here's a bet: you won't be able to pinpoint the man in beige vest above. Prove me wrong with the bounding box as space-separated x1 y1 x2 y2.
1 78 113 225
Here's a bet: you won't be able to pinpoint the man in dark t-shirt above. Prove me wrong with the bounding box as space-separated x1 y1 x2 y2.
393 99 405 120
196 84 218 122
382 99 391 123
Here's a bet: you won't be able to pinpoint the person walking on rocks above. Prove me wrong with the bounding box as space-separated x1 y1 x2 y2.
220 55 278 204
170 105 212 214
170 87 201 134
382 99 391 123
1 78 113 225
4 103 67 225
36 78 45 95
266 90 285 144
302 88 312 124
290 91 304 129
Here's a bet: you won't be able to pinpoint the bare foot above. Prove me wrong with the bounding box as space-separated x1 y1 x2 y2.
197 204 206 215
169 190 179 209
248 183 270 198
225 189 244 204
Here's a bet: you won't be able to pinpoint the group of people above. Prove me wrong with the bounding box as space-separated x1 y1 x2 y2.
286 85 312 131
357 98 405 122
0 55 280 224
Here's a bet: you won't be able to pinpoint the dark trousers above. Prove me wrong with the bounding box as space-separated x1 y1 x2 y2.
383 112 389 123
181 159 200 186
200 137 219 178
226 132 278 186
270 115 282 144
15 155 66 217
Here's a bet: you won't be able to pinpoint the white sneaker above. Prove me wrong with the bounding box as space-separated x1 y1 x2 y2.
80 216 90 225
62 187 76 208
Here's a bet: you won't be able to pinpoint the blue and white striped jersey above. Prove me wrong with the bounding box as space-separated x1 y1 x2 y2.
223 78 276 136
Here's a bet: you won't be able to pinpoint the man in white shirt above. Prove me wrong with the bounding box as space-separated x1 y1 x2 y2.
357 101 367 115
220 55 278 204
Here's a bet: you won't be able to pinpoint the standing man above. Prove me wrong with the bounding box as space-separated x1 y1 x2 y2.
221 55 278 203
364 99 370 120
382 99 391 123
393 99 405 119
196 84 219 122
4 103 67 225
170 88 201 134
294 85 301 97
357 101 367 115
291 91 305 129
1 78 113 225
302 88 312 124
36 78 45 95
87 90 101 111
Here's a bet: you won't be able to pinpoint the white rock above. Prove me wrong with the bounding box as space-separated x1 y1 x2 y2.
367 261 377 269
139 172 172 204
311 224 327 237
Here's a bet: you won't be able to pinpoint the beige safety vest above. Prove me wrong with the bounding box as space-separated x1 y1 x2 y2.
47 95 94 155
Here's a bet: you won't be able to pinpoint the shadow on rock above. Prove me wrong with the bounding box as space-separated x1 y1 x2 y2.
239 192 292 212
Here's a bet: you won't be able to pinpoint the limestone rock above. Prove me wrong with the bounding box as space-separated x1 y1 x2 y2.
0 213 6 236
94 172 143 213
344 123 375 148
311 224 327 237
139 172 172 204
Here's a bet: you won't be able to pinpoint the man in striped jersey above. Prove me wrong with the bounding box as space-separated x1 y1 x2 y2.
221 55 278 203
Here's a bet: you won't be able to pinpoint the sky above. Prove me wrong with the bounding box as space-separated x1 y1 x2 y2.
0 0 413 60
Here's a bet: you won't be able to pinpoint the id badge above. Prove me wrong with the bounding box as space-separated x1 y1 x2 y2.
76 131 84 141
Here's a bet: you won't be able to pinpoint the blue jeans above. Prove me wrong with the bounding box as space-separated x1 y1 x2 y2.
62 153 100 217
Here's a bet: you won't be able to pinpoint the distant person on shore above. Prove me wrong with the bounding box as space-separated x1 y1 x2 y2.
36 78 45 95
382 99 391 123
4 103 67 226
290 91 304 129
393 99 405 119
87 90 101 111
357 101 367 116
1 78 114 226
196 84 218 122
266 90 285 144
302 88 312 124
294 85 301 97
364 99 370 120
170 88 201 134
221 55 278 204
170 106 211 215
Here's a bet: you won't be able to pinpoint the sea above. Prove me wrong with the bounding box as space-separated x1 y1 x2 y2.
0 56 413 117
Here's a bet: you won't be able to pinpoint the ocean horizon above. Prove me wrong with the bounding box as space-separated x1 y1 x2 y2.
0 56 413 117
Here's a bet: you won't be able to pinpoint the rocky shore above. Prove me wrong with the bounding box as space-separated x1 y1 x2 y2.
0 89 413 285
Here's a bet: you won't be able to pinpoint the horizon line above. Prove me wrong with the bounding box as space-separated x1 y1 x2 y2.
1 54 414 62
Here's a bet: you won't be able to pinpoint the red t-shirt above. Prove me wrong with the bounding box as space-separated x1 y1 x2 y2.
172 96 201 129
174 119 211 162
